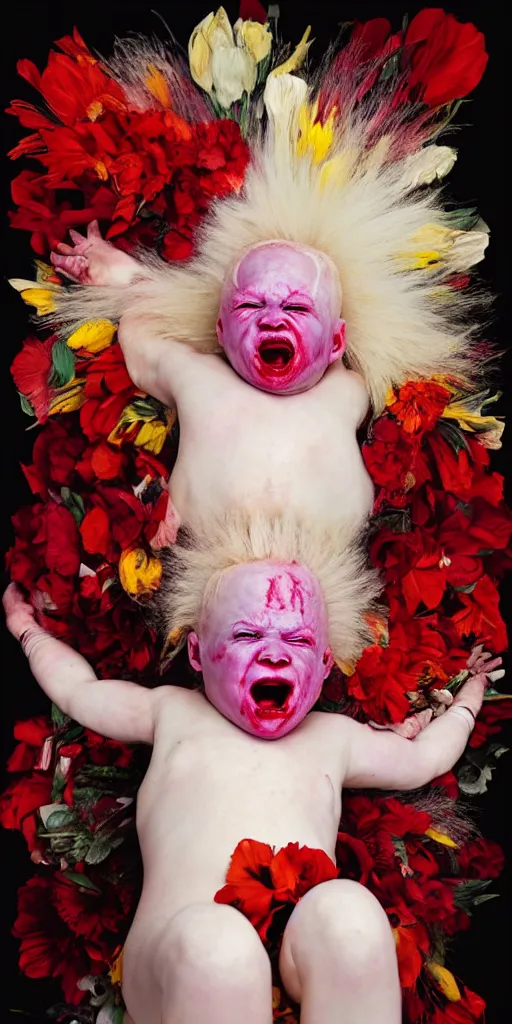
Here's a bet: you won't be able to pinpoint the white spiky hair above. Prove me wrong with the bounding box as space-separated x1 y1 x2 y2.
156 509 381 668
46 61 487 411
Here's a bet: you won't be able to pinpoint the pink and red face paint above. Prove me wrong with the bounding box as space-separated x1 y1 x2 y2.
216 241 346 395
188 561 333 739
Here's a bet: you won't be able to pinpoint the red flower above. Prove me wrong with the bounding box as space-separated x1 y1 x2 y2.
0 772 52 850
52 871 135 944
44 503 81 576
469 700 512 748
14 40 126 126
388 381 451 435
457 838 505 880
239 0 267 23
13 876 103 1003
215 839 338 941
10 170 116 255
405 10 488 107
6 717 53 772
452 574 507 652
394 920 430 989
22 418 87 499
363 417 429 509
11 336 54 421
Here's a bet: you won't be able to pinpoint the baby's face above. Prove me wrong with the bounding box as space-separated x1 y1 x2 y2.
217 243 345 395
188 560 333 739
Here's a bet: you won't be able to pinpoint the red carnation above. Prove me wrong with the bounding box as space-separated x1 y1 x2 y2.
405 9 488 107
52 871 134 944
388 381 451 435
457 837 505 880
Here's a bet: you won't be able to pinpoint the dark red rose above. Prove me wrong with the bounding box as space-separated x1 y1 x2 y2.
405 9 488 107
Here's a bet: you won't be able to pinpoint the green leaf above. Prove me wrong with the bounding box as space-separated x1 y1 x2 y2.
71 835 94 863
473 893 499 907
60 486 86 526
49 338 75 387
437 418 471 454
46 808 76 830
18 392 35 417
51 703 69 728
85 836 115 865
454 878 494 912
62 870 102 893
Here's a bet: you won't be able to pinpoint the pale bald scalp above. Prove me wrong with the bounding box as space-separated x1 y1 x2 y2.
229 240 343 318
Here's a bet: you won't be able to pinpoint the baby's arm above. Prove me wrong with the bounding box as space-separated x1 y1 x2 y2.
3 584 158 744
51 221 143 288
344 649 504 790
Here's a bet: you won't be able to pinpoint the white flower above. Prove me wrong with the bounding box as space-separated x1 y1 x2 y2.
211 45 257 108
400 145 457 189
451 224 489 270
263 72 308 140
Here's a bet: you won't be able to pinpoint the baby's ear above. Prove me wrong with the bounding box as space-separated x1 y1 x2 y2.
216 317 225 348
322 647 334 677
329 320 346 363
187 631 202 672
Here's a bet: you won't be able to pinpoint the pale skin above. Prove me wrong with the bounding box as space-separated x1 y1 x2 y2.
51 224 373 543
4 581 504 1024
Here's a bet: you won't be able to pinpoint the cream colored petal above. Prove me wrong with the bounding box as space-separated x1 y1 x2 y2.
206 6 235 50
234 18 272 63
188 12 214 91
399 145 457 189
211 45 257 107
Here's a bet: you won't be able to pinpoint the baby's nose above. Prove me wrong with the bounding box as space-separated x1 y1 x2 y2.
256 646 291 667
257 315 287 331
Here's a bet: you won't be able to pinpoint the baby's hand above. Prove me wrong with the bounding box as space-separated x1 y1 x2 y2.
453 645 504 718
3 582 37 642
50 221 137 287
387 708 433 740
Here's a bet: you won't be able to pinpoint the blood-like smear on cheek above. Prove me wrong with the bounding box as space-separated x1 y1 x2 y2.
210 642 227 664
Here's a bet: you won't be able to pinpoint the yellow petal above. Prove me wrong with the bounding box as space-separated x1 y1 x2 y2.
188 15 214 92
271 26 312 76
425 827 459 849
134 419 170 455
119 546 162 597
297 101 336 163
234 19 272 63
426 962 461 1002
109 947 123 986
49 377 86 415
66 319 116 354
17 286 56 315
145 64 172 108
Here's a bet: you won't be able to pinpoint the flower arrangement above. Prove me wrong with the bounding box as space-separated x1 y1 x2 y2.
3 4 511 1023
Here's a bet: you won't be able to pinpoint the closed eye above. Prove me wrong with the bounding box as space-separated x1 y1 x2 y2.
235 302 264 310
283 304 311 313
287 637 314 646
234 630 262 640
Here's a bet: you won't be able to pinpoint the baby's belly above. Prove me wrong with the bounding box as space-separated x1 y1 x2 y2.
135 755 340 916
170 438 374 530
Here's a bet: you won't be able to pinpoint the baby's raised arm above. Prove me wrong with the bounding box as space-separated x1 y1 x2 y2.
3 583 158 744
343 649 504 790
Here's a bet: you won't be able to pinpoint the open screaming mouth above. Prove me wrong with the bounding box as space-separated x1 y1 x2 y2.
250 680 293 713
257 338 295 370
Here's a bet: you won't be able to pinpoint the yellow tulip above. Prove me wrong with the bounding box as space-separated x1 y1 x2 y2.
189 12 216 92
66 319 116 354
271 26 312 76
234 18 272 63
119 546 162 597
426 962 461 1002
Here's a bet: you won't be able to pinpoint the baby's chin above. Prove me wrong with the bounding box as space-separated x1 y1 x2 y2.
237 704 310 740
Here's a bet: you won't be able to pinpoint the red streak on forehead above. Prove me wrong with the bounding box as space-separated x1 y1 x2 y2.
265 575 287 610
289 574 306 616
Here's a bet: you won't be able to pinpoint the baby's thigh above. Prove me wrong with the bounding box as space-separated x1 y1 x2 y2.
122 900 271 1024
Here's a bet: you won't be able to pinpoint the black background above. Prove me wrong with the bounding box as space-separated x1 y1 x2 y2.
1 2 510 1020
